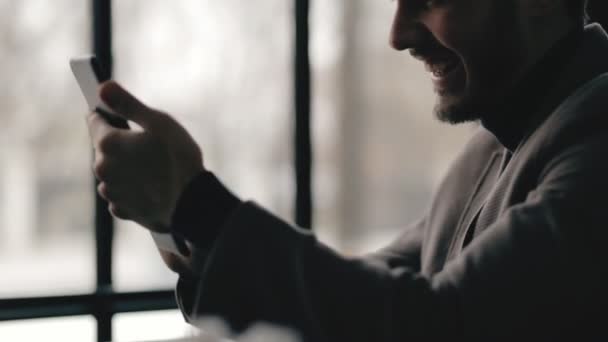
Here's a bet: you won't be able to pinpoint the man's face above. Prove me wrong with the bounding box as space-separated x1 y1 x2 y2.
391 0 530 123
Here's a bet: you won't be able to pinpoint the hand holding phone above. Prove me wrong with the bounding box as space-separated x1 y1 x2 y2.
69 55 129 129
71 55 192 256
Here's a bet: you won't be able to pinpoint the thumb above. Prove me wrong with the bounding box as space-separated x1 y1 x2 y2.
99 81 158 129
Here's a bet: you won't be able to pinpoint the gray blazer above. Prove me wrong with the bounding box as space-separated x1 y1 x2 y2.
177 24 608 341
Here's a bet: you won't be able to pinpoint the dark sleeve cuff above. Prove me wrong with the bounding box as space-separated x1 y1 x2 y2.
171 171 242 249
175 275 200 322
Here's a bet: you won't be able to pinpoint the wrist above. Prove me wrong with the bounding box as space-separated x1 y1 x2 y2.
171 171 241 248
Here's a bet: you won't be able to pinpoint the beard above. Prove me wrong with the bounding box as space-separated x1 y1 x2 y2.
434 1 528 125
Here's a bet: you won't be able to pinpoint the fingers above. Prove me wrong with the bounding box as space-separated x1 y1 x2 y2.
108 202 130 220
93 147 128 182
99 81 160 130
97 181 130 220
158 249 193 276
87 112 118 151
98 182 130 218
89 113 137 182
97 182 111 200
97 182 123 202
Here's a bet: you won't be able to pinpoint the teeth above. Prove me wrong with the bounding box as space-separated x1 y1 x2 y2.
428 60 458 78
433 67 447 77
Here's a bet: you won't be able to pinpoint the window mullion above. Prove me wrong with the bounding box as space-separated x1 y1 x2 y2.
294 0 313 229
92 0 114 341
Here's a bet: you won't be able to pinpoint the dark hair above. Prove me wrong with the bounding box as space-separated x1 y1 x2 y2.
567 0 589 24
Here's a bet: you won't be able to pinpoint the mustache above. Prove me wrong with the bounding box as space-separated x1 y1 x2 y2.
409 40 456 63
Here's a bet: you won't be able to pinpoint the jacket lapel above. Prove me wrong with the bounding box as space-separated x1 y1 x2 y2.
448 24 608 260
444 150 504 262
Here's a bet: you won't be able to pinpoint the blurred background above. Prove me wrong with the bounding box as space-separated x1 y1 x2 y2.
1 0 605 341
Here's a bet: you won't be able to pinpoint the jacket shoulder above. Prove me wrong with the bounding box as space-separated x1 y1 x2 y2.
527 73 608 158
438 126 502 187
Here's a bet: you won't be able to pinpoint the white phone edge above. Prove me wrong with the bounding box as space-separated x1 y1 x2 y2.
150 231 183 255
69 55 114 115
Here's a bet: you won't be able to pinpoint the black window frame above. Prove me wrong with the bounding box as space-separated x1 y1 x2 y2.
0 0 312 341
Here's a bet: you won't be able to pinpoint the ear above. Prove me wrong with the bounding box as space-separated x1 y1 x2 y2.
524 0 562 17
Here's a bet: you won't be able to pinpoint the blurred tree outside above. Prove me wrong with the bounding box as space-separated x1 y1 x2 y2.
0 0 476 297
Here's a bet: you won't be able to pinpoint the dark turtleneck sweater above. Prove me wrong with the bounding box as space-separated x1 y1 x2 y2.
459 27 585 247
481 27 584 152
170 26 585 252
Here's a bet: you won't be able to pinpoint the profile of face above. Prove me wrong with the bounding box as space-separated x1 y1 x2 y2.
390 0 537 123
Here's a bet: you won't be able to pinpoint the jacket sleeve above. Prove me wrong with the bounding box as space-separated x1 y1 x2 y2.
176 210 426 327
363 217 425 272
179 135 608 341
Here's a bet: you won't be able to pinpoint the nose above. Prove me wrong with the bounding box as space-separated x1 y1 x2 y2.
389 3 426 51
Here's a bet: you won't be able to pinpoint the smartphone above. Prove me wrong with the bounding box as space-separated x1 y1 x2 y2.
71 55 188 255
70 55 130 129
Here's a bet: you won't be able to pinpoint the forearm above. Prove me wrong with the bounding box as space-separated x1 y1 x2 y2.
168 171 243 321
187 203 461 342
171 171 242 249
180 189 606 341
160 171 241 273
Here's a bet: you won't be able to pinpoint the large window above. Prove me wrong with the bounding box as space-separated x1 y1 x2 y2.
0 0 94 298
111 0 293 291
0 0 480 341
310 0 473 254
0 0 97 340
0 0 292 340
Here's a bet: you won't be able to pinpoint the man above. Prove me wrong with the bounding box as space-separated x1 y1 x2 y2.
88 0 608 340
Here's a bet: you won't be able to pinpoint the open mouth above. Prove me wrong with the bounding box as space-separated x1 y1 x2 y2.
426 57 461 79
422 53 465 92
423 50 462 79
411 46 465 92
